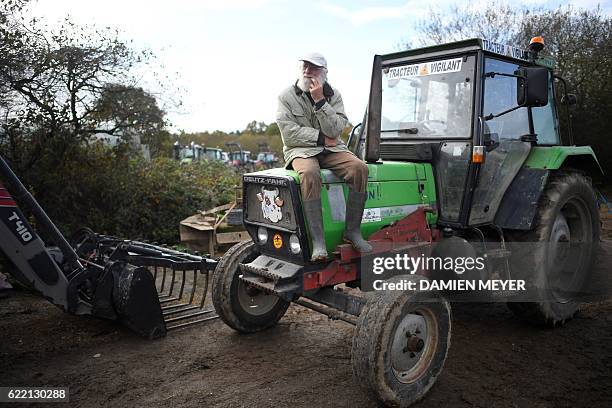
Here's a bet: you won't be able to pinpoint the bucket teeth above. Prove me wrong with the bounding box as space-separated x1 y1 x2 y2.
149 263 217 332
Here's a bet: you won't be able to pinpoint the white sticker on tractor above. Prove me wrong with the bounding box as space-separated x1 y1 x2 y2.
257 188 284 223
482 39 530 61
327 185 347 222
387 58 463 80
453 146 463 156
362 208 382 223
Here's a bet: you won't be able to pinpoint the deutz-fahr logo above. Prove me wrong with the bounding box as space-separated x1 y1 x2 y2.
243 176 288 186
257 187 284 223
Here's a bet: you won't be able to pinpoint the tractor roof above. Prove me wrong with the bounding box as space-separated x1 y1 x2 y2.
381 38 555 69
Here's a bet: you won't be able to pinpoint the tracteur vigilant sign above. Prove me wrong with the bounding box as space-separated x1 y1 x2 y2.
386 58 462 79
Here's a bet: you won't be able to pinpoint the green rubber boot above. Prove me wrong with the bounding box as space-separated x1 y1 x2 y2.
303 199 328 262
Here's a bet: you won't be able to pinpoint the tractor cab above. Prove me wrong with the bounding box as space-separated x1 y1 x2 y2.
256 142 278 169
229 150 251 165
173 141 204 163
225 142 254 170
353 37 592 229
203 147 223 162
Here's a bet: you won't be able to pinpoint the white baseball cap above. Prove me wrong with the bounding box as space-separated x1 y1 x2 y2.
299 52 327 69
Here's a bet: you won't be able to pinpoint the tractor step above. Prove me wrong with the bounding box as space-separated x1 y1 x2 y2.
239 275 277 293
239 255 302 301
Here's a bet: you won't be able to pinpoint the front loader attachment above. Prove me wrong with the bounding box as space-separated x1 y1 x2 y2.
78 231 219 334
111 262 166 339
0 154 219 338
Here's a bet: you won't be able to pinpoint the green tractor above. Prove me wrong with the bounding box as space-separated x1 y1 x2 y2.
211 37 601 406
173 141 225 164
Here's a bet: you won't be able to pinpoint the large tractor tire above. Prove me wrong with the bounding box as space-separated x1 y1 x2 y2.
351 276 451 408
507 171 600 326
212 240 289 333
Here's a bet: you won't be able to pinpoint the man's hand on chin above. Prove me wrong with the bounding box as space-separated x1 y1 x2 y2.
309 77 325 102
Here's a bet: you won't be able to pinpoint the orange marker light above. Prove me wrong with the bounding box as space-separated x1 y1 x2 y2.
472 146 485 164
529 36 544 52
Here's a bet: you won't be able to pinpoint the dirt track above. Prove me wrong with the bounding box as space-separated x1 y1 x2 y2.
1 242 612 407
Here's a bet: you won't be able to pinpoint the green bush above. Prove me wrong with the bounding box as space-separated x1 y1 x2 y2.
17 143 239 244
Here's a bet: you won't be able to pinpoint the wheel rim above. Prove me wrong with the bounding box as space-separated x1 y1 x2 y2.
236 280 279 316
390 307 439 384
547 195 592 303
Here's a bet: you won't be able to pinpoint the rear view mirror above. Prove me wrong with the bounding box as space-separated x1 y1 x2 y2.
516 66 548 107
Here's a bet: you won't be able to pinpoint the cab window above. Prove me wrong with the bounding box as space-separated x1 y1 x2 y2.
532 75 559 144
483 58 530 140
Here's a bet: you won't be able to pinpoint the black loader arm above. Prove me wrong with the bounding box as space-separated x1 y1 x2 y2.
0 194 76 311
0 197 73 308
0 162 86 313
0 154 177 339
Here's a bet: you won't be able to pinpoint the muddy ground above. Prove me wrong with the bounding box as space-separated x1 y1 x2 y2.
1 212 612 407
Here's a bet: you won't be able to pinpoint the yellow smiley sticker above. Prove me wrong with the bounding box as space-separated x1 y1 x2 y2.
272 233 283 249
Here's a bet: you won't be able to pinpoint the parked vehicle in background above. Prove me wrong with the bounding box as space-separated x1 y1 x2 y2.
255 142 279 169
225 142 255 172
204 147 223 162
173 141 224 163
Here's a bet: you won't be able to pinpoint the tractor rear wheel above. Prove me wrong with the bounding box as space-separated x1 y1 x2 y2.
507 171 599 326
351 276 451 407
212 240 289 333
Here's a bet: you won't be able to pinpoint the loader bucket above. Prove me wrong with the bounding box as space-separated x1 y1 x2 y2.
77 234 219 337
111 262 167 339
107 240 219 333
92 247 218 337
81 241 219 338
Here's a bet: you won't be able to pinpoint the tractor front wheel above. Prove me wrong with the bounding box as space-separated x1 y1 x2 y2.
507 171 600 326
351 276 451 407
212 240 289 333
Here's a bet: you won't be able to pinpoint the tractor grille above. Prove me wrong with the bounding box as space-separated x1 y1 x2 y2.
380 142 433 161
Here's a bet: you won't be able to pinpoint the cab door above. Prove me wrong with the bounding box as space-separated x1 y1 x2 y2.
468 57 537 226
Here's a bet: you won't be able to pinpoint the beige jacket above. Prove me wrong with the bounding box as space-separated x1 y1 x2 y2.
276 82 350 166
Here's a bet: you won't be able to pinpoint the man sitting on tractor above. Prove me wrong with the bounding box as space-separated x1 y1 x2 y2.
276 52 372 261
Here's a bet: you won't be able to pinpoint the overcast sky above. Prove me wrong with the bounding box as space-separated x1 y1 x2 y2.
28 0 611 133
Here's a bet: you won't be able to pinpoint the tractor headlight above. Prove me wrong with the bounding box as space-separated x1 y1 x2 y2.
257 226 268 244
289 234 301 254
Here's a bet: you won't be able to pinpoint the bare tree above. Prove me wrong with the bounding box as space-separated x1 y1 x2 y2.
92 84 167 156
0 0 169 170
